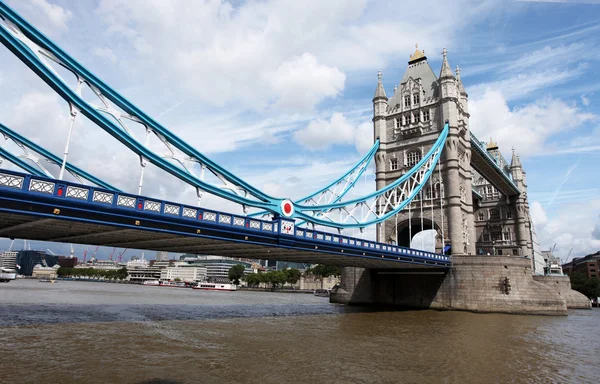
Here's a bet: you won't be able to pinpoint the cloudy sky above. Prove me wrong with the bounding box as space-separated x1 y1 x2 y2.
0 0 599 261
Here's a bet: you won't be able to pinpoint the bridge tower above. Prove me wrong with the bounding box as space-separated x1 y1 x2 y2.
373 45 476 255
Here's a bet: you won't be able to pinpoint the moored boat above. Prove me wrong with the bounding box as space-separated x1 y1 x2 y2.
193 283 237 291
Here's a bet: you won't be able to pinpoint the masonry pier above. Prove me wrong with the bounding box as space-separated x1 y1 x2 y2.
331 256 590 315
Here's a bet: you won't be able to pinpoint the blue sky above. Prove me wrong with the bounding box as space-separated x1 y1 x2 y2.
0 0 599 261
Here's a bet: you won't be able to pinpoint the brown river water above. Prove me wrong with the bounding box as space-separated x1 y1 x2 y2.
1 280 598 384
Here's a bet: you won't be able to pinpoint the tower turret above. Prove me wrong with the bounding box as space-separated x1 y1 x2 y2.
373 70 388 143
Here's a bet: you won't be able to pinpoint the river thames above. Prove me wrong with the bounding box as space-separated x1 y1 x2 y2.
1 280 598 384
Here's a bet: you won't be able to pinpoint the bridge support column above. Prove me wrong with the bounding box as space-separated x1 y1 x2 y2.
330 267 374 305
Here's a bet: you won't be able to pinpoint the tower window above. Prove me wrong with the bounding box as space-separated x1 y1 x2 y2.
490 209 500 221
422 109 430 122
411 113 415 123
506 209 512 219
407 150 421 167
390 158 398 171
478 211 485 221
482 233 490 242
404 96 410 108
395 118 400 129
413 94 420 105
401 115 406 126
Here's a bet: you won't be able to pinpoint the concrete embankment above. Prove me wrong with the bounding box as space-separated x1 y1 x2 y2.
533 275 591 309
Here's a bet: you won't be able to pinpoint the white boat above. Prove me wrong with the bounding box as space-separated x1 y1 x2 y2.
193 283 237 291
142 280 160 286
0 268 17 283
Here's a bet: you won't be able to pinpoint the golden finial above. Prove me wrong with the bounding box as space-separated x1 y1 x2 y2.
487 137 498 150
409 43 425 62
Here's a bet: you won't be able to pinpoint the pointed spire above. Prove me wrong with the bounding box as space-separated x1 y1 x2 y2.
487 137 498 150
511 147 522 168
373 70 388 100
393 84 397 94
455 65 466 95
439 47 453 79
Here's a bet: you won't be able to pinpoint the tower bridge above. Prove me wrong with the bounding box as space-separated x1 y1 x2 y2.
0 2 589 314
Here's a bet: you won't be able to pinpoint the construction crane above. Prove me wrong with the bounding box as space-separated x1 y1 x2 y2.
91 246 99 262
108 247 116 261
46 249 57 256
8 239 14 251
82 247 89 263
117 249 128 263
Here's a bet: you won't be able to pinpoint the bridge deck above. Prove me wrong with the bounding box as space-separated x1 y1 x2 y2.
0 170 450 269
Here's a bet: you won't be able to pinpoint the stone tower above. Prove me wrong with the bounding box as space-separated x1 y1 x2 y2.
373 45 476 255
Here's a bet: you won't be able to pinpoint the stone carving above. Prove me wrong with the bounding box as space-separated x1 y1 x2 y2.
462 213 470 246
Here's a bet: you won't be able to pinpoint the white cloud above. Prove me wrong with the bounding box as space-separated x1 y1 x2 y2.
293 113 357 151
581 94 591 106
593 216 600 240
266 53 345 111
532 199 600 261
6 0 72 35
91 47 118 64
530 201 548 228
355 122 373 154
469 90 596 156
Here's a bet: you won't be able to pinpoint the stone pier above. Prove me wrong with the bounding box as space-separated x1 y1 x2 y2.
532 275 591 309
331 255 587 316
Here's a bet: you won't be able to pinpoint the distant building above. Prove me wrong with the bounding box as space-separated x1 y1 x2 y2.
57 256 78 268
161 266 207 282
562 251 600 279
155 251 169 261
32 264 59 279
16 250 58 276
0 251 18 270
127 266 161 283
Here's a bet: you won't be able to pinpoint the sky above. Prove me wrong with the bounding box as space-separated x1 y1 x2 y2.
0 0 599 262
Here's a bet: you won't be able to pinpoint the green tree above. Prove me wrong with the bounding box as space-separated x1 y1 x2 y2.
174 277 182 282
284 268 301 287
570 273 600 299
305 264 341 288
228 264 245 285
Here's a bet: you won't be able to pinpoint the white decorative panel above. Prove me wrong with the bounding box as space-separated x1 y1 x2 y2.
0 173 24 189
93 191 113 204
164 204 180 215
274 223 278 232
333 236 339 242
349 240 355 245
306 232 313 238
66 186 89 200
262 223 273 231
204 212 217 222
316 234 324 240
29 179 55 194
280 220 294 235
325 235 332 241
219 214 232 224
117 195 135 208
249 220 261 229
342 238 349 244
144 200 161 212
233 217 245 226
182 207 197 218
296 230 304 237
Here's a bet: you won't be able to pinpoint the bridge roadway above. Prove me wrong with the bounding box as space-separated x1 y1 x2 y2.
0 170 450 269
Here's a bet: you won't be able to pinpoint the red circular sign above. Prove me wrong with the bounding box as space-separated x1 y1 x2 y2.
283 202 292 215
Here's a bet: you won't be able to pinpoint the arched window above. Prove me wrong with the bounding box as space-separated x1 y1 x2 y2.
489 208 500 221
407 150 421 167
404 96 410 108
413 94 420 105
390 158 398 171
425 187 432 200
478 210 485 221
505 208 513 219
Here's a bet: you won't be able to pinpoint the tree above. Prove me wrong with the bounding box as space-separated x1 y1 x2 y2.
284 268 301 287
243 273 261 288
228 264 245 285
570 273 600 299
305 264 341 288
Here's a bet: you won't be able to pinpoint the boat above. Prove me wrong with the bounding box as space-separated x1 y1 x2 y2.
142 280 160 286
314 289 329 297
0 268 17 283
193 283 237 291
39 279 55 283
